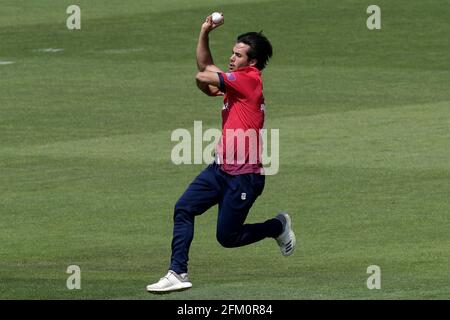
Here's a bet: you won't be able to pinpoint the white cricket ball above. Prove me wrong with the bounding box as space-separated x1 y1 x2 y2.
211 12 223 24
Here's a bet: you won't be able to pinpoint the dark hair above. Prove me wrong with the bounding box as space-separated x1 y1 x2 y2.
236 31 273 70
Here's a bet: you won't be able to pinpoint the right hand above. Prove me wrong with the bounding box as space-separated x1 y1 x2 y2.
201 14 224 33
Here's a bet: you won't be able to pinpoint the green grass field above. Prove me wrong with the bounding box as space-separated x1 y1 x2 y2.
0 0 449 299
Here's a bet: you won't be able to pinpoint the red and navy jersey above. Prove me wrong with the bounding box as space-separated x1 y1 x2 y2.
216 66 265 175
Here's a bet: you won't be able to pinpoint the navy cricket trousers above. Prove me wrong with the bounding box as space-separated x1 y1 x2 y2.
170 163 282 274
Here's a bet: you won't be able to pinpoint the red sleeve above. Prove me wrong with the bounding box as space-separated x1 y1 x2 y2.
218 71 258 98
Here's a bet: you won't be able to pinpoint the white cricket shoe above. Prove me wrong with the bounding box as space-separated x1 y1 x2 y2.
146 270 192 293
275 212 296 256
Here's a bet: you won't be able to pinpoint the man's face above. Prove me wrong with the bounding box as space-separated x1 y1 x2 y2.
228 42 256 71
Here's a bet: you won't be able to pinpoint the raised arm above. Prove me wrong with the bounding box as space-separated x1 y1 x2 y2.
197 14 224 73
196 14 225 96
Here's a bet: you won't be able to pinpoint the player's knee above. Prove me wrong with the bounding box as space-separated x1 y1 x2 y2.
216 232 238 248
174 199 184 212
174 199 190 218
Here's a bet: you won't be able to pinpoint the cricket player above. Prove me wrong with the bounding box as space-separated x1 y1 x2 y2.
147 14 296 293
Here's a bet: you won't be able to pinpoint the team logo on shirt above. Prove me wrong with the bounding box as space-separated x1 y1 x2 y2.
241 193 247 200
225 72 236 81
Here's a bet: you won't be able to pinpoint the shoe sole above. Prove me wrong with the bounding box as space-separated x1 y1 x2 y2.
146 282 192 294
